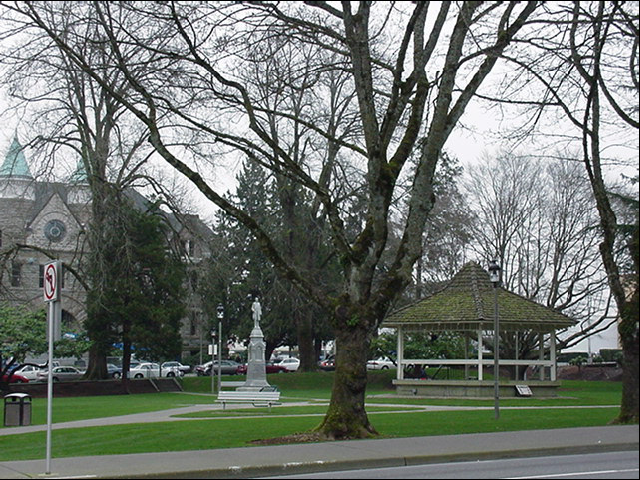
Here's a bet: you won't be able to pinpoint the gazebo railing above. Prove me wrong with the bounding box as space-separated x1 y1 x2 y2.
398 358 556 381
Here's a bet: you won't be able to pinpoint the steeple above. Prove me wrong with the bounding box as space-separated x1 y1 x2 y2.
67 160 91 204
68 160 88 184
0 135 33 179
0 135 35 200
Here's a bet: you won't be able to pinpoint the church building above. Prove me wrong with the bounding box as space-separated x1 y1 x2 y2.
0 136 212 362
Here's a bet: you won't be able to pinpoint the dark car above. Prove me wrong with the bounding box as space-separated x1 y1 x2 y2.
194 361 210 376
318 355 335 371
203 360 243 376
236 362 288 375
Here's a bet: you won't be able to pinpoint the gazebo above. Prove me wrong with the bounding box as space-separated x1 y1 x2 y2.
382 262 577 398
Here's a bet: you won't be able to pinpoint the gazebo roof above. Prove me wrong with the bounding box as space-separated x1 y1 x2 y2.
383 262 577 332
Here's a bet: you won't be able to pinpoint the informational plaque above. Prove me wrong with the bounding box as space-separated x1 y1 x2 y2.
515 384 533 397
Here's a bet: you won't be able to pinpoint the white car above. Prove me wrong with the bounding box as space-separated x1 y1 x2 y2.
36 365 85 382
161 361 191 374
13 364 43 381
129 362 183 379
275 357 300 372
367 357 395 370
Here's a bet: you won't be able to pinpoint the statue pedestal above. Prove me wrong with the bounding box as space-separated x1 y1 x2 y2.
238 325 271 391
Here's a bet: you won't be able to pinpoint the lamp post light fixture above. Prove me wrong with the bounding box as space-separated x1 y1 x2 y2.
216 304 224 394
488 259 502 420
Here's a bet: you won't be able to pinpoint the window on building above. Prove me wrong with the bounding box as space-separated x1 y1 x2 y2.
11 262 22 287
189 311 197 336
181 239 195 257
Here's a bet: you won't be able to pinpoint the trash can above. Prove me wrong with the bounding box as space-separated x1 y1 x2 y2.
4 393 32 427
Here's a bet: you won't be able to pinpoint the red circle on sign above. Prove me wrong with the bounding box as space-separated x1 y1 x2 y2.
44 263 57 301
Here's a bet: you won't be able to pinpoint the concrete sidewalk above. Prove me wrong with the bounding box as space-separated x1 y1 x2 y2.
1 423 637 479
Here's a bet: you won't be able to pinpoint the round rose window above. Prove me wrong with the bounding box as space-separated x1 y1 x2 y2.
44 219 67 242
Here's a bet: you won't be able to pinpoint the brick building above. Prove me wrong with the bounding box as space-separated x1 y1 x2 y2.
0 136 212 361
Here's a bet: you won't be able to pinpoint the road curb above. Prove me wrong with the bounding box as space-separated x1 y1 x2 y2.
99 441 640 479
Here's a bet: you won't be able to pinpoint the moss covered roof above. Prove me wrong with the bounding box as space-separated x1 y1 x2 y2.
383 262 576 332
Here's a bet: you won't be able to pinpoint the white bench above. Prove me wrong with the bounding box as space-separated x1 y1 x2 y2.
216 388 281 411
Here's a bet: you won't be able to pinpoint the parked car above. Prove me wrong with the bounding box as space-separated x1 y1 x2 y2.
194 361 212 376
161 361 191 374
1 372 29 383
36 366 85 382
275 357 300 372
107 363 122 379
12 364 43 381
129 362 182 378
204 360 243 376
366 357 395 370
318 355 335 371
236 361 289 375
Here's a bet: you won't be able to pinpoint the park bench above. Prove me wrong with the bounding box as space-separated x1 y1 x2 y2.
216 386 281 411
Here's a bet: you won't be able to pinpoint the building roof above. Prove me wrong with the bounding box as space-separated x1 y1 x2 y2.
0 136 33 179
383 262 577 332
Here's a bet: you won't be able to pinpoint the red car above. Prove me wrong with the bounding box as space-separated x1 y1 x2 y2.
236 362 288 374
1 372 29 383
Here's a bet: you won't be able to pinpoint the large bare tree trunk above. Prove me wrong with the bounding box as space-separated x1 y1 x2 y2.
316 321 376 439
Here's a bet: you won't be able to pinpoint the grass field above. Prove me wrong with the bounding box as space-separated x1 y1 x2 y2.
0 370 624 462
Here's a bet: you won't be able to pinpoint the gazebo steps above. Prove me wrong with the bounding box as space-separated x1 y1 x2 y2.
392 378 561 398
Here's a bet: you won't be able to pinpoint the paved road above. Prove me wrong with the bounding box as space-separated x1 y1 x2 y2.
0 400 637 479
259 451 640 479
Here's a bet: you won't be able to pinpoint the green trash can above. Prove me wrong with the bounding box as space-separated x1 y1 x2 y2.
4 392 32 426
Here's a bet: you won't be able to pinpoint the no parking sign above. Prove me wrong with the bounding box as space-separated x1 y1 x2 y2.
42 260 62 474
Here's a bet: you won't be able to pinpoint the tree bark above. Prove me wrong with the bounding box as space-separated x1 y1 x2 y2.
316 319 377 439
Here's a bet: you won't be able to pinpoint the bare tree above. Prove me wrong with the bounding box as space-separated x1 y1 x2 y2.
464 153 616 376
6 1 540 439
470 1 638 422
0 5 175 381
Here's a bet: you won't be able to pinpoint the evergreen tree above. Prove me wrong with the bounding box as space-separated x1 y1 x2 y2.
85 197 186 379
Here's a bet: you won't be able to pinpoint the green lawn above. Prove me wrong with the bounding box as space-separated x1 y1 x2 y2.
0 371 624 462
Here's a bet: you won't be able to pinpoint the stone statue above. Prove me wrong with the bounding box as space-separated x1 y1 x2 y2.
238 297 270 391
251 298 262 328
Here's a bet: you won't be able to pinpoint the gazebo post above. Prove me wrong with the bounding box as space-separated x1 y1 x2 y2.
515 332 519 381
539 332 545 381
477 328 483 381
550 330 557 381
397 326 404 380
464 333 470 380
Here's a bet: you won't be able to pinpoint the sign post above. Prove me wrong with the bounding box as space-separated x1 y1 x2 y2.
43 260 61 475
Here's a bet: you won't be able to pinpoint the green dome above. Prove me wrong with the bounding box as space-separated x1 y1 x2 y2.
0 136 33 179
68 160 88 184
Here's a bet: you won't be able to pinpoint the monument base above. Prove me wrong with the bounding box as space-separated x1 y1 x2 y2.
236 385 267 392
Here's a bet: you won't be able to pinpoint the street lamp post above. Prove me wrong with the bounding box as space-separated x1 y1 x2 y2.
216 304 224 394
489 259 502 420
210 328 216 394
